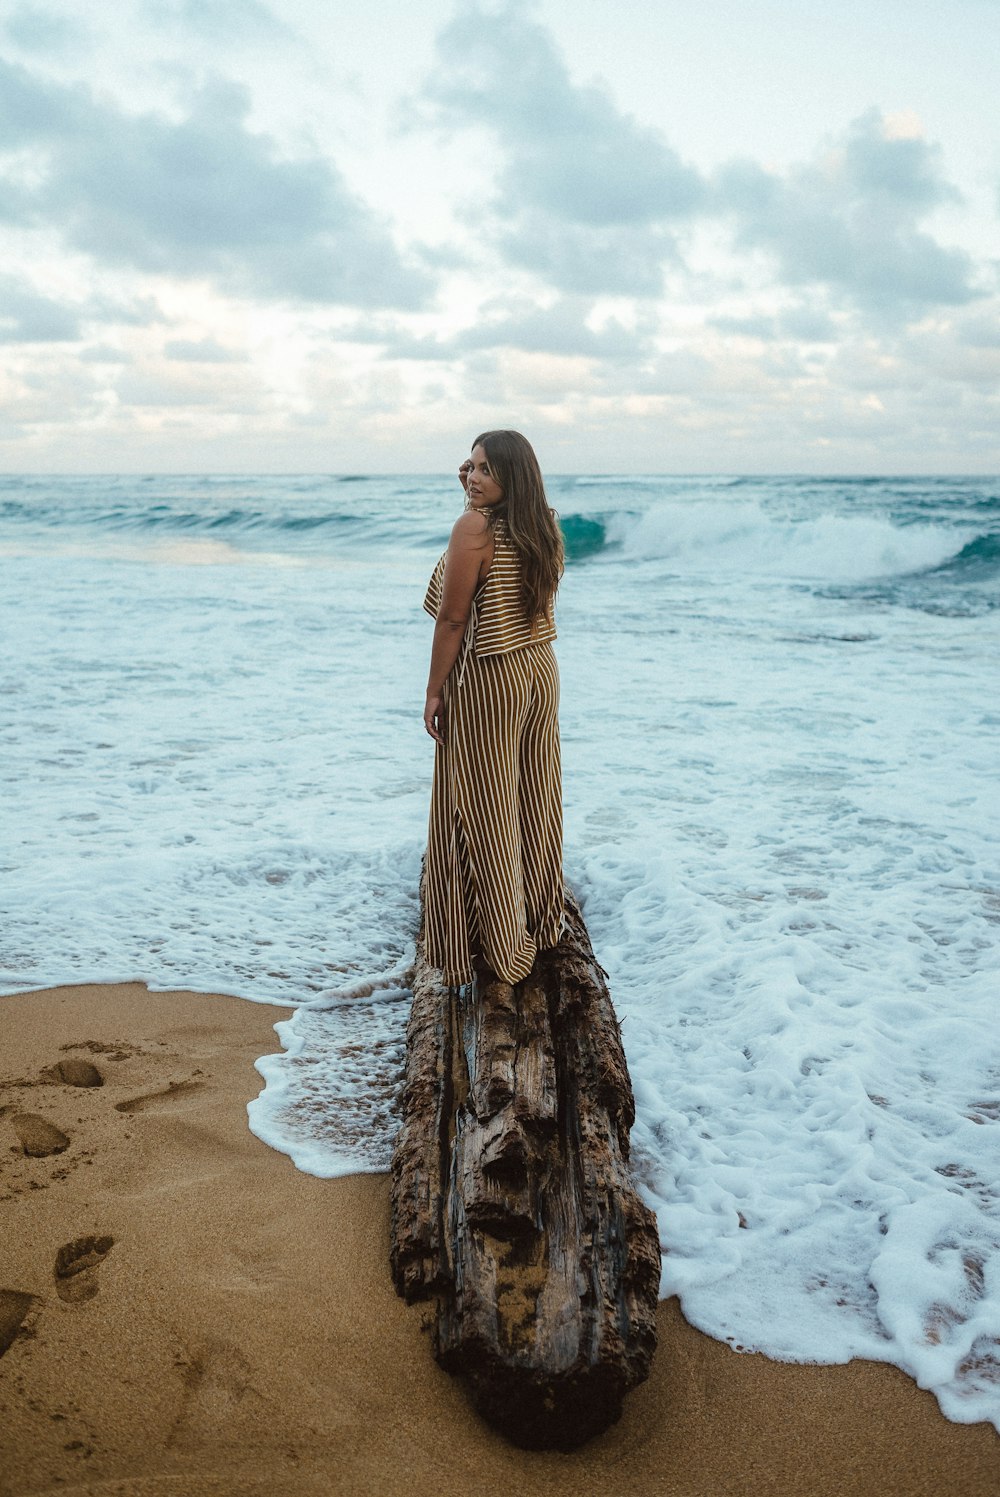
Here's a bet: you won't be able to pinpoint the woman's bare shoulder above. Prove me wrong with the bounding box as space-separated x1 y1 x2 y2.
450 509 492 546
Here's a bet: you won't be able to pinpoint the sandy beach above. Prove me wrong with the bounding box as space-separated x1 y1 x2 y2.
1 980 996 1497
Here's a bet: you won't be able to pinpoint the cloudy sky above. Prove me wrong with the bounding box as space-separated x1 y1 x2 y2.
1 0 998 473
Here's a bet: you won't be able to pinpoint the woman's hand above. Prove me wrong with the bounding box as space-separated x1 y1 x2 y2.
458 459 473 493
424 692 445 745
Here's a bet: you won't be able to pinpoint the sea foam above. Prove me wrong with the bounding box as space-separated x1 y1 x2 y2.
612 498 974 580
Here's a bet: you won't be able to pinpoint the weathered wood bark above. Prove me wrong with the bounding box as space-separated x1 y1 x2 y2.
390 891 660 1449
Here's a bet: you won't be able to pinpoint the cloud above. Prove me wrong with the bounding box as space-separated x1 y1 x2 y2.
418 5 703 296
0 274 81 342
709 306 839 342
709 312 778 339
902 316 1000 388
0 51 79 147
142 0 292 44
87 293 168 328
494 216 682 297
0 272 169 345
449 297 650 359
415 14 976 317
716 109 979 317
0 58 430 308
780 305 839 342
113 370 229 407
164 337 243 361
3 4 91 55
957 308 1000 348
348 295 652 364
80 344 130 363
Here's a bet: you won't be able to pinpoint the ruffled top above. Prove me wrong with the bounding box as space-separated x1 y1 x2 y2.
423 516 557 658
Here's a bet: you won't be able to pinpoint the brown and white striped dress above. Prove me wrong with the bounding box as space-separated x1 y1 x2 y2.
423 515 564 986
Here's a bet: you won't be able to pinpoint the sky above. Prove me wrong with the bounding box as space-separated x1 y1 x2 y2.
1 0 998 473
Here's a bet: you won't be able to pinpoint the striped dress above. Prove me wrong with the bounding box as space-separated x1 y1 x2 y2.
423 515 564 986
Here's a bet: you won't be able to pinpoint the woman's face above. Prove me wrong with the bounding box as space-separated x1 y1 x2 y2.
466 445 504 509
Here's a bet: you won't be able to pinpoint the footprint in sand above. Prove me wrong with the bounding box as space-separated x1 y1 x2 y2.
54 1236 115 1304
0 1289 38 1358
12 1113 70 1157
54 1058 103 1088
168 1338 261 1446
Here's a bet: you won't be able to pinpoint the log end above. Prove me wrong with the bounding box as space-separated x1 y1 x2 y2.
452 1352 632 1450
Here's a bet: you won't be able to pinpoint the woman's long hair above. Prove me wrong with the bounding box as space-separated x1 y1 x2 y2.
472 430 564 623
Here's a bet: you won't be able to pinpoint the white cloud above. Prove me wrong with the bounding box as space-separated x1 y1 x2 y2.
417 4 703 296
716 109 979 318
0 57 430 308
163 336 244 361
141 0 292 44
2 3 92 56
0 274 81 342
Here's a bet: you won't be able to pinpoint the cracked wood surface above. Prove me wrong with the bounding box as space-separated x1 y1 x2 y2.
390 891 660 1449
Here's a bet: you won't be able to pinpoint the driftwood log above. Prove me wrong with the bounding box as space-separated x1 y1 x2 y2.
390 891 660 1449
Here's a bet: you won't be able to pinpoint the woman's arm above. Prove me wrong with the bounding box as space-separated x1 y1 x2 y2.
424 510 491 744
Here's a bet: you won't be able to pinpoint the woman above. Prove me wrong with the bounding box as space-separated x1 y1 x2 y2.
422 430 565 987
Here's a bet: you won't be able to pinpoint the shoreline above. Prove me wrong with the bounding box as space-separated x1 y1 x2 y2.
1 980 997 1497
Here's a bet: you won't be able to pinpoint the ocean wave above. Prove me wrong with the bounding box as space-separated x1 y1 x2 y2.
2 479 996 590
570 475 666 487
0 498 367 534
567 475 749 499
924 531 1000 580
1 488 612 565
559 513 608 560
609 500 983 583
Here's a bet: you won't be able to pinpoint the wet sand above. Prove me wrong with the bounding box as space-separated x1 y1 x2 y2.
1 980 996 1496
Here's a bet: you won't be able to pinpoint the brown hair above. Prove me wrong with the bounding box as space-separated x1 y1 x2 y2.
472 430 564 623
